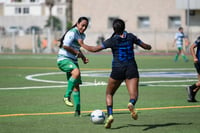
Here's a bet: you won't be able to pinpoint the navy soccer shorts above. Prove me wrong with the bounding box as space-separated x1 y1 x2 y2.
110 63 139 80
194 62 200 74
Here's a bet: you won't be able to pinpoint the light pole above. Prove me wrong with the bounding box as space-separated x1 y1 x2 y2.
45 0 55 53
186 0 190 37
45 0 54 31
66 0 73 30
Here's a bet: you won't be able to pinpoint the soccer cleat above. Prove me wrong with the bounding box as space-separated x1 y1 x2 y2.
63 97 73 107
187 98 197 102
74 110 81 117
128 103 138 120
184 59 189 62
104 115 114 129
186 87 197 102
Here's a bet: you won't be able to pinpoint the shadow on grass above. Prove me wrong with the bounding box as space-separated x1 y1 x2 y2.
112 122 192 131
83 112 193 131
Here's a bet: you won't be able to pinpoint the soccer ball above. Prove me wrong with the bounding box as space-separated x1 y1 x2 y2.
90 109 106 124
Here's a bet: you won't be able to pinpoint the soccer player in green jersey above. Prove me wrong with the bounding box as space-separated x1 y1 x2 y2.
57 17 89 116
173 27 189 62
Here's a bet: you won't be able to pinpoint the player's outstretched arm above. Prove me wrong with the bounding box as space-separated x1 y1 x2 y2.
140 43 152 50
78 40 103 52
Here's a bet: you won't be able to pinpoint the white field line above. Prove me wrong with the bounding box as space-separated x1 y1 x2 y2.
0 69 197 90
138 68 195 71
0 79 197 90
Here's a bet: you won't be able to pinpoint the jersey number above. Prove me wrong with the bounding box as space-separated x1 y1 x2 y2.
118 45 133 61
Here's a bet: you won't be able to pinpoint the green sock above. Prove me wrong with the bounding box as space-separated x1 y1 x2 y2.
174 54 179 61
64 77 78 98
73 91 81 112
182 54 188 61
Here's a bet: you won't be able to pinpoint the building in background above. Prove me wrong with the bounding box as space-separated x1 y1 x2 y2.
176 0 200 32
72 0 200 51
0 0 200 52
0 0 66 32
73 0 200 32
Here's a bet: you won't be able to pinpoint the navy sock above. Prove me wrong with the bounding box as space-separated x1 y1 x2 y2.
107 106 113 116
129 99 136 105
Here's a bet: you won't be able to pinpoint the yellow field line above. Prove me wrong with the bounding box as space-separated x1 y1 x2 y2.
1 105 200 118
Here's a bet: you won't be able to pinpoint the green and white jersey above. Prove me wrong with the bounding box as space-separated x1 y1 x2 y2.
174 32 185 48
57 27 85 63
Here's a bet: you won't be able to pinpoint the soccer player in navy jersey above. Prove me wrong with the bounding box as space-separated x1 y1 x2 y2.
186 36 200 102
79 18 151 128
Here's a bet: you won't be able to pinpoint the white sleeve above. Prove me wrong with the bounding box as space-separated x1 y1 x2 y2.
63 31 75 46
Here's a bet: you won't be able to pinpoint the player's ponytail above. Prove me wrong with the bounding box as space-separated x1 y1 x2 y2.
58 24 77 48
58 30 67 48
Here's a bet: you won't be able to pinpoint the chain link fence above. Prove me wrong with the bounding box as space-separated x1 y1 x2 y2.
0 30 200 54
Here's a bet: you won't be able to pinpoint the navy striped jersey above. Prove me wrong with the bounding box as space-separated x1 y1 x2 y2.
102 31 143 67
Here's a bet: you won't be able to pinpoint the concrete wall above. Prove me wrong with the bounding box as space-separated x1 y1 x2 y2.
73 0 186 32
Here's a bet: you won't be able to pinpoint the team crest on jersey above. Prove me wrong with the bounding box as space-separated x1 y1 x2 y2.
68 35 73 39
